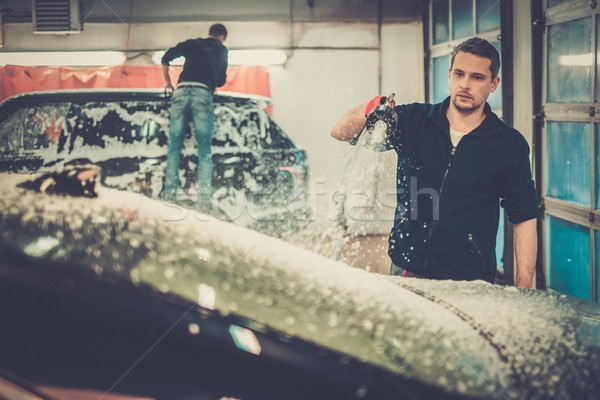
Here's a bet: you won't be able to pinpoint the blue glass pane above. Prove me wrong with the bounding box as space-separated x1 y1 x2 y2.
597 232 600 302
548 216 591 301
452 0 474 40
547 17 592 103
476 0 501 33
432 55 449 104
596 124 600 210
432 0 449 44
495 208 505 268
597 17 600 103
487 42 502 111
547 122 590 207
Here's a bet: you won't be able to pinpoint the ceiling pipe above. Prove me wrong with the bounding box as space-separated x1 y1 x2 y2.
287 0 295 65
378 0 382 93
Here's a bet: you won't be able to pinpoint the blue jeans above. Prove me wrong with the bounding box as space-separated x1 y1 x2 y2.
164 86 214 203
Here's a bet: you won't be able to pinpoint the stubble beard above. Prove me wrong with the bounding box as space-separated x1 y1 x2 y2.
452 97 480 115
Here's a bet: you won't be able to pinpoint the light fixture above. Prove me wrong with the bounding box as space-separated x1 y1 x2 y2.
153 49 288 66
228 49 287 66
152 51 184 66
0 51 126 67
558 53 594 67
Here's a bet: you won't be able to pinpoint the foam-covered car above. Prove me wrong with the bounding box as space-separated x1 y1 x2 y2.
0 173 599 400
0 89 309 221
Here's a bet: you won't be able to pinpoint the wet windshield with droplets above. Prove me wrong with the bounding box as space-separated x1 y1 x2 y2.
1 175 599 400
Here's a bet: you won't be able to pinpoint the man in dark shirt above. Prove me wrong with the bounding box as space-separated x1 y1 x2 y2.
330 38 538 288
161 23 229 206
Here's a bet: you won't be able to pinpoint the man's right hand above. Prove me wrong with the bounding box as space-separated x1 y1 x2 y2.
161 63 174 97
164 83 174 98
365 95 395 116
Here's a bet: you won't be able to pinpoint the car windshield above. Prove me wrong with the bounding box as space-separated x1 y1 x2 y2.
0 95 291 165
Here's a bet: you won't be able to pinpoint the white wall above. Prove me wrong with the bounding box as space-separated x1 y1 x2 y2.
512 2 533 146
269 22 424 227
512 0 536 287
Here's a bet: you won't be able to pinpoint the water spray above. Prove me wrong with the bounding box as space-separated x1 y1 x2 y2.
333 93 398 261
362 93 398 151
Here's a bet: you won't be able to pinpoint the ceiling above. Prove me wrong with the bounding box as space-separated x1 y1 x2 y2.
1 0 423 24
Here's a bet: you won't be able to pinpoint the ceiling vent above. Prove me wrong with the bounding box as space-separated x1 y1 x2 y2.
32 0 81 34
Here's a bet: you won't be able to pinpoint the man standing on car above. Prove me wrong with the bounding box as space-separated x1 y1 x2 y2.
330 38 539 288
161 23 229 207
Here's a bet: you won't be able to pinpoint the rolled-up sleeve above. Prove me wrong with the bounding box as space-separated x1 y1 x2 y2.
500 139 539 223
216 49 228 87
161 41 186 66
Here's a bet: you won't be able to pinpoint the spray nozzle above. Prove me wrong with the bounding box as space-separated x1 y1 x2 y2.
384 93 395 107
363 92 398 150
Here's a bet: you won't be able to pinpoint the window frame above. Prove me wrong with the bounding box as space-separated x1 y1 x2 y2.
541 0 600 302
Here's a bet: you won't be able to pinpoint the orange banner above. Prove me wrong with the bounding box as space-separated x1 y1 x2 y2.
0 64 271 102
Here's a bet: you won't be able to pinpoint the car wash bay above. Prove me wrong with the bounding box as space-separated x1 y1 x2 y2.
0 0 598 303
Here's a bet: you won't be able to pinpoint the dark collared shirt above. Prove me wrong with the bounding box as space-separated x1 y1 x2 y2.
161 37 228 92
386 97 539 283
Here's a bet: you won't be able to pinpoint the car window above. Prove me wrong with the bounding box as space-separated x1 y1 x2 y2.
70 101 169 148
0 96 294 159
60 100 170 163
213 104 246 149
0 103 71 159
267 118 294 149
213 105 272 151
213 97 292 152
239 110 263 151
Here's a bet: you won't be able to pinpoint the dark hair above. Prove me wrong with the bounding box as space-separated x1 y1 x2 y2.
209 23 228 39
450 37 501 79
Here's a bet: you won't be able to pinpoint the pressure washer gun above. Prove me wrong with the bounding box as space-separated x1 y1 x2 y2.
363 93 398 150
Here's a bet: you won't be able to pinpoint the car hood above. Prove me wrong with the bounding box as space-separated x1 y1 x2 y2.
0 173 598 399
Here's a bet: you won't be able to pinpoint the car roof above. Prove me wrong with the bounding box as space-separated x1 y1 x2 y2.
0 89 273 124
0 88 272 108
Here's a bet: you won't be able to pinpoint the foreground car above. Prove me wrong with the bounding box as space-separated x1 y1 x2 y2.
0 173 599 399
0 89 309 222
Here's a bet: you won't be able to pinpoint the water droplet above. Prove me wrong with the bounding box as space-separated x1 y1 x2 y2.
339 356 351 365
196 247 211 261
24 236 60 257
158 284 170 293
164 267 176 279
355 384 369 398
188 323 200 335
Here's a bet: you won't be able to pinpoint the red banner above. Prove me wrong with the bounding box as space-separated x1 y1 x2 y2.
0 64 271 102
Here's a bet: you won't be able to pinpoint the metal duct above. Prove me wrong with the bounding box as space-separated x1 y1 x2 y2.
32 0 81 34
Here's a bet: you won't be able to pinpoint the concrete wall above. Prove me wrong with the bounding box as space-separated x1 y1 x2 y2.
512 0 535 286
271 22 424 227
512 2 533 147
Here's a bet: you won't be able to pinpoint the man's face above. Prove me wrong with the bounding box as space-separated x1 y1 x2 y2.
448 51 500 114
